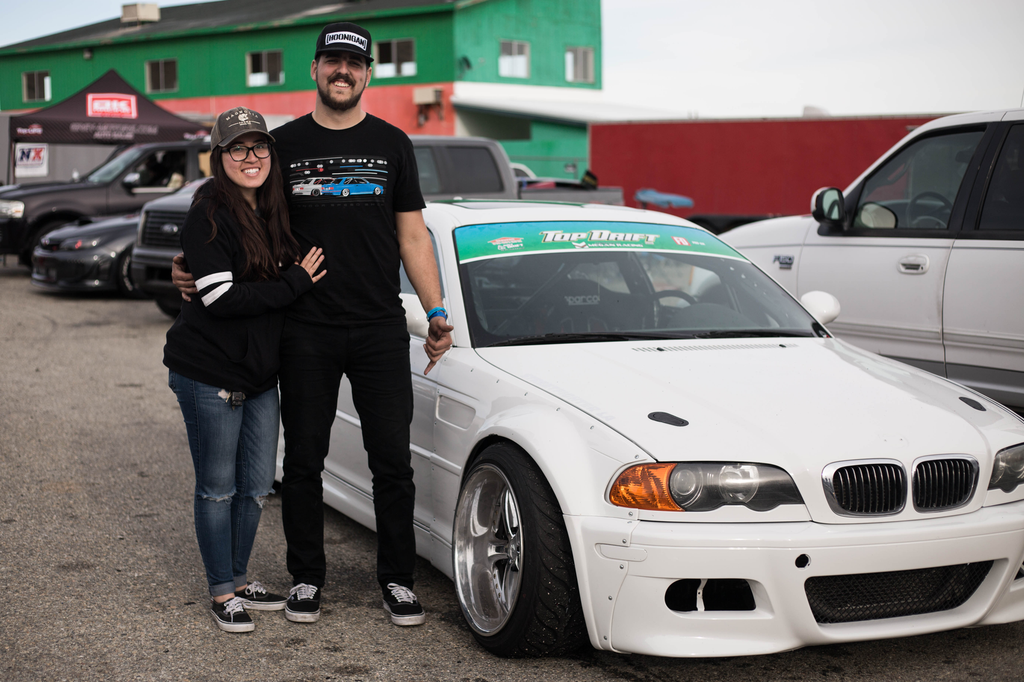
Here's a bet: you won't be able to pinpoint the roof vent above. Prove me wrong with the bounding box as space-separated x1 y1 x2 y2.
121 3 160 23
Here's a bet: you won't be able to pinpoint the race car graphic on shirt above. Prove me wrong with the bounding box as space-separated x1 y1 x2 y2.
288 155 388 202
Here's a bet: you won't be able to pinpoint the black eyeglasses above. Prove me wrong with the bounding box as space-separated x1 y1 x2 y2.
226 142 271 162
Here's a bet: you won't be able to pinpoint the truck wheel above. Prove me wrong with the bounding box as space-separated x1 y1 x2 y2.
115 246 148 299
155 296 182 318
452 442 587 657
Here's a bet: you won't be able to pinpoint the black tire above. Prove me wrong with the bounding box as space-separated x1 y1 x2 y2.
155 296 182 318
311 189 320 197
115 246 147 299
452 442 587 657
341 188 350 197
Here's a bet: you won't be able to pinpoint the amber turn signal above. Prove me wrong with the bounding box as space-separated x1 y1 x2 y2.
609 463 683 511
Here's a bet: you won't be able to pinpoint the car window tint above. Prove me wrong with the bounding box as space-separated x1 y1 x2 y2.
133 150 188 189
854 130 984 230
978 125 1024 231
414 147 441 195
446 147 504 193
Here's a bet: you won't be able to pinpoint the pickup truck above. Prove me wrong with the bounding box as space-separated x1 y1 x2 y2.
0 139 210 264
133 135 623 315
722 108 1024 410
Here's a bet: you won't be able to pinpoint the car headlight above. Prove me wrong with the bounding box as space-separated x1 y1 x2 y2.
0 200 25 219
988 443 1024 493
610 462 803 512
59 236 105 250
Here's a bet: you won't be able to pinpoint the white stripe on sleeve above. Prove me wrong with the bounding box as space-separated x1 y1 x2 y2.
195 271 233 291
201 282 233 307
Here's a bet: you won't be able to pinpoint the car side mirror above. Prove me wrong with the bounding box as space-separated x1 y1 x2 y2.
800 290 841 325
400 293 429 338
811 187 846 227
122 171 141 189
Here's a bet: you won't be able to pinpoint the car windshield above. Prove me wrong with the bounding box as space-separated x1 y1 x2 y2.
454 221 821 347
85 146 147 183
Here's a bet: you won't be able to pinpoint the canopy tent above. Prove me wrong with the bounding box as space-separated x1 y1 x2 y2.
8 69 208 181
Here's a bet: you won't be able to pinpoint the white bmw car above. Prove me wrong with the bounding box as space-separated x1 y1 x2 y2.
281 201 1024 658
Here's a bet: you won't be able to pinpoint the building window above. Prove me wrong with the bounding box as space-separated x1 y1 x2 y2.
499 40 530 78
374 39 416 78
23 71 51 102
247 50 283 87
146 59 178 93
565 47 594 83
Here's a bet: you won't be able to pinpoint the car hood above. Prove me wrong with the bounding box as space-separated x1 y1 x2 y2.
476 338 1011 472
720 213 815 249
0 180 106 200
42 214 138 241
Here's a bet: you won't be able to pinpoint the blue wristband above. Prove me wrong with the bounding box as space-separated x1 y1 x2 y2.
427 306 447 320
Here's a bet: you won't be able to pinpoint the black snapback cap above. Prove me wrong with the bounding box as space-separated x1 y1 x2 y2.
314 22 374 63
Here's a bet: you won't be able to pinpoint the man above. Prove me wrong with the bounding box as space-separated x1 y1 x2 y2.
173 21 453 627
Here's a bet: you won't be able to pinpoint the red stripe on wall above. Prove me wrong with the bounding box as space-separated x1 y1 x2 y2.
157 82 456 136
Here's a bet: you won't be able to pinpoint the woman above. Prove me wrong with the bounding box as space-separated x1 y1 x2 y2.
164 107 325 633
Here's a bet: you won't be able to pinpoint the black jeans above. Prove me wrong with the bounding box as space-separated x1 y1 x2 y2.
278 319 416 590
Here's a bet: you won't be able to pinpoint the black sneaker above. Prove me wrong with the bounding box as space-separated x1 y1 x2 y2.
235 580 287 611
382 582 425 626
285 583 321 623
211 597 255 633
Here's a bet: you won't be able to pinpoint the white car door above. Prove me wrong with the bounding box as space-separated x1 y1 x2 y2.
798 128 987 373
943 120 1024 409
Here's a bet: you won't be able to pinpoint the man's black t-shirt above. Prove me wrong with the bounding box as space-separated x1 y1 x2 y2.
272 113 425 326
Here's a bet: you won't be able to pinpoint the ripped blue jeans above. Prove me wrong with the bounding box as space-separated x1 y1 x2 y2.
169 370 279 598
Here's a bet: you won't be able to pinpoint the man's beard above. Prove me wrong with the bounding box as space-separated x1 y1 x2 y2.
317 74 363 113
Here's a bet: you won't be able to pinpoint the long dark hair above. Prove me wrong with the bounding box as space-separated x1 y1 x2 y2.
199 140 299 281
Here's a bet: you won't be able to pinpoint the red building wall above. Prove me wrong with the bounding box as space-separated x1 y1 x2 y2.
589 116 940 219
158 82 457 136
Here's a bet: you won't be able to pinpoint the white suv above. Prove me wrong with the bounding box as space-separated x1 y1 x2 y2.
723 108 1024 410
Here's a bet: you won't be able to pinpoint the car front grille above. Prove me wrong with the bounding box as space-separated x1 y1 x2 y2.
826 462 906 515
805 561 992 624
824 457 979 516
141 210 187 247
913 457 978 511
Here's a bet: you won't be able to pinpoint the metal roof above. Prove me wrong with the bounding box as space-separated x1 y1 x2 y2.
0 0 454 53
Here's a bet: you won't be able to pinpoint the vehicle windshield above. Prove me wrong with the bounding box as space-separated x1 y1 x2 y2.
85 146 146 183
454 221 821 347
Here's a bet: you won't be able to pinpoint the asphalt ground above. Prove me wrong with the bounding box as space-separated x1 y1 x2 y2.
2 260 1023 682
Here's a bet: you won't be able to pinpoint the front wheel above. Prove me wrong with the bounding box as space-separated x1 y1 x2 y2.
155 295 182 318
453 442 586 657
115 246 147 299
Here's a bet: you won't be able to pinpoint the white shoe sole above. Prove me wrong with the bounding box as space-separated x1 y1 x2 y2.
211 612 255 633
285 606 320 623
238 598 287 611
384 602 426 626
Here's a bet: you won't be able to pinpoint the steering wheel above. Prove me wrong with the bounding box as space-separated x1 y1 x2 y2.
907 191 953 228
650 289 696 328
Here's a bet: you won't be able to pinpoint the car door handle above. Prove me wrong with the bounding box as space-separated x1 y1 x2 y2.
898 255 929 274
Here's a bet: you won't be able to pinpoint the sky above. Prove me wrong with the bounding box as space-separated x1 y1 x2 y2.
1 0 1022 119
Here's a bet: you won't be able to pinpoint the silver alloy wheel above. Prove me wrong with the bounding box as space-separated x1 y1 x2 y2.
453 463 523 636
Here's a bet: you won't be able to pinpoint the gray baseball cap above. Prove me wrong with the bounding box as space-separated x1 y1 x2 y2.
209 107 275 150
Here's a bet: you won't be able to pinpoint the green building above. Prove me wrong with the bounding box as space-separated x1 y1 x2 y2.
0 0 604 179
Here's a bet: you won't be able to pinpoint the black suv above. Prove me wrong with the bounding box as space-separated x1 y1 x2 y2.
0 139 210 264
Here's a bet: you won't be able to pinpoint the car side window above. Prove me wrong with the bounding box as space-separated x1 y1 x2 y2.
198 150 211 177
133 150 187 189
853 130 984 230
978 125 1024 231
414 147 441 195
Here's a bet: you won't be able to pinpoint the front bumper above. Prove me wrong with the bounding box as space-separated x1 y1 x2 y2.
31 248 117 291
568 501 1024 657
131 243 178 296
